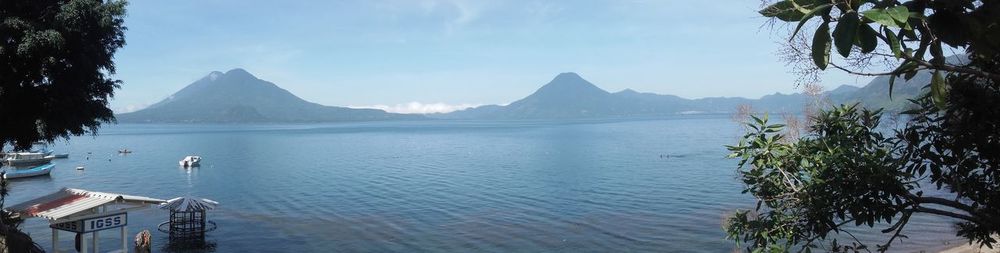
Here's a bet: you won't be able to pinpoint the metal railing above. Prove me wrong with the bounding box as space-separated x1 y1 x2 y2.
157 220 217 233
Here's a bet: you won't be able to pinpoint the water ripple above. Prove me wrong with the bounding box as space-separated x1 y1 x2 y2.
2 118 966 252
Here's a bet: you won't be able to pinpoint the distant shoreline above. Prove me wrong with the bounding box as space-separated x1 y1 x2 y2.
938 236 999 253
940 244 998 253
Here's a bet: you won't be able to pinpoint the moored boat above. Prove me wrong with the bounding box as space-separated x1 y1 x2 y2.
179 156 201 167
30 142 54 156
53 153 69 159
3 152 54 166
4 164 55 179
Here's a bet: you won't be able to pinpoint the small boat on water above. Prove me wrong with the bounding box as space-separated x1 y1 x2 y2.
179 156 201 167
3 152 54 166
52 153 70 159
4 164 55 179
119 149 133 154
28 141 55 156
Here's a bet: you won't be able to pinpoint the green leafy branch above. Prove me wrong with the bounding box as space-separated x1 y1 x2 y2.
725 103 997 252
760 0 1000 108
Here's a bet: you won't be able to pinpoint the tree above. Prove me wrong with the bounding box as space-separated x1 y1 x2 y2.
725 0 999 252
1 0 128 152
0 0 127 250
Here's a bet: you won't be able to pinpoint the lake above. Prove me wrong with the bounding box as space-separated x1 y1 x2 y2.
4 116 963 252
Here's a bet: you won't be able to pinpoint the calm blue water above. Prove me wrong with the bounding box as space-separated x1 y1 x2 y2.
4 116 962 252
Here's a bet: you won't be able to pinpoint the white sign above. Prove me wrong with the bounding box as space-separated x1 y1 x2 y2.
51 212 127 233
50 220 83 232
83 212 127 232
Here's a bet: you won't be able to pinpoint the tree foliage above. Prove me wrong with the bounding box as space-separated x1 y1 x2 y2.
0 1 127 251
727 0 1000 252
0 0 128 151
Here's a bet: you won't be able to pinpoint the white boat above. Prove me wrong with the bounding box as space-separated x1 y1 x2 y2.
30 142 54 156
179 156 201 167
3 152 54 166
4 164 55 179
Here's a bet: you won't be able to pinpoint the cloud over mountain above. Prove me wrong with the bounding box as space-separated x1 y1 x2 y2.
349 102 482 114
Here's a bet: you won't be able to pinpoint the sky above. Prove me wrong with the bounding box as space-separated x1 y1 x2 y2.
111 0 873 114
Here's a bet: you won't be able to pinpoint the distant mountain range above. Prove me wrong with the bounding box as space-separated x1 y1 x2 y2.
437 71 927 119
116 69 421 123
118 67 934 123
800 55 968 111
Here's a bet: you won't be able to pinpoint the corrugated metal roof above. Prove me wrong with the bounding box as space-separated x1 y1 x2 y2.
71 188 166 204
160 197 219 211
6 188 166 221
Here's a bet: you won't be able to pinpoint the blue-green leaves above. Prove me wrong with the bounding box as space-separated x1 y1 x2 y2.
748 3 1000 251
813 22 832 70
760 0 806 22
16 30 66 56
760 0 826 22
886 6 910 24
726 105 906 253
833 11 860 57
887 60 918 98
861 6 910 28
931 71 949 109
861 9 895 27
762 1 922 72
790 3 834 41
886 29 902 58
858 24 879 53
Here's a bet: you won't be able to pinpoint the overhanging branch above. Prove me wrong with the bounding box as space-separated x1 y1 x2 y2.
913 196 976 214
912 207 977 222
898 53 1000 80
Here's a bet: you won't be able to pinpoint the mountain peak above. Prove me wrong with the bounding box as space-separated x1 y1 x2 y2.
224 68 256 80
206 71 224 81
617 88 639 94
118 69 419 122
553 72 584 82
535 72 608 96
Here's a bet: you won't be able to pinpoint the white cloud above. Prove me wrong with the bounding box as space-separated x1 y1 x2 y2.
407 0 495 33
114 103 150 114
349 102 482 114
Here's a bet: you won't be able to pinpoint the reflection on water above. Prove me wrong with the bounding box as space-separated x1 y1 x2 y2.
1 116 964 252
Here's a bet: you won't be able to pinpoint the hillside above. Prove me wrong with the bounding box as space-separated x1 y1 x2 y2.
117 69 422 123
438 73 815 119
438 70 937 120
119 67 944 122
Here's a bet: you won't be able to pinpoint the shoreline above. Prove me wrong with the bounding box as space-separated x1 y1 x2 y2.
940 237 1000 253
939 242 998 253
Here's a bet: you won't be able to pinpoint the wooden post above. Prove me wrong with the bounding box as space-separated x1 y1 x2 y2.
51 228 58 253
121 226 127 253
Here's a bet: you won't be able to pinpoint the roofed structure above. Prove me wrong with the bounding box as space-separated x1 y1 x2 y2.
5 188 166 253
6 188 165 221
159 197 218 212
